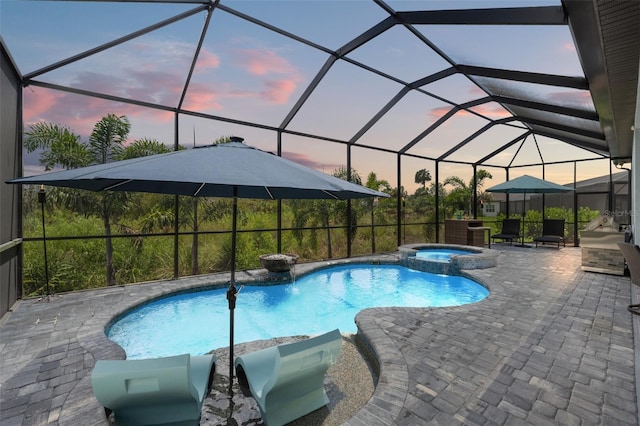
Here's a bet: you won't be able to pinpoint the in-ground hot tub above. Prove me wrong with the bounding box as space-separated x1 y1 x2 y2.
399 243 498 274
416 248 477 261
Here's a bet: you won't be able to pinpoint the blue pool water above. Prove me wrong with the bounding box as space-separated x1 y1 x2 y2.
416 249 476 261
107 264 489 359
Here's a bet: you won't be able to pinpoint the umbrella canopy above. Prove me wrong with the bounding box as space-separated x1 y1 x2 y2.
485 174 574 194
8 141 385 200
8 138 388 392
486 175 573 246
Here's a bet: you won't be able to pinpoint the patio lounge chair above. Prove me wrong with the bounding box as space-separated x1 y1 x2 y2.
490 218 521 245
91 353 216 426
234 328 342 426
617 242 640 315
534 219 566 248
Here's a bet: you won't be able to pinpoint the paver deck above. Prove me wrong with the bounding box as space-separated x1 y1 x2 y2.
1 246 638 425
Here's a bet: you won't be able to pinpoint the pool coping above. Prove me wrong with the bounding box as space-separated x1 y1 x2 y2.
104 253 424 355
79 253 407 358
80 250 492 426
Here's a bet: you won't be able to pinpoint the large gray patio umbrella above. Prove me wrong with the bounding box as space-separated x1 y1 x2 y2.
7 137 388 390
486 174 574 246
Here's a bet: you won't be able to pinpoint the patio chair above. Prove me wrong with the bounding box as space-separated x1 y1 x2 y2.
234 328 342 426
91 353 216 426
617 242 640 315
490 218 521 245
534 219 566 248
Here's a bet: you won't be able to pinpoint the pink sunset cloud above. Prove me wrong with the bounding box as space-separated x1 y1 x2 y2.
23 87 60 121
262 79 297 104
470 103 513 119
182 82 225 111
22 63 197 134
181 48 303 108
21 36 305 135
429 105 459 120
236 49 295 76
24 88 107 135
281 151 343 173
23 86 174 138
197 50 221 71
233 48 301 104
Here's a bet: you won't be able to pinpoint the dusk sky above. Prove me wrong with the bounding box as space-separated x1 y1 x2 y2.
1 0 612 192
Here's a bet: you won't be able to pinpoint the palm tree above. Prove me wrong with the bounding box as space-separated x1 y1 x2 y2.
290 167 363 258
332 167 363 250
414 168 432 190
290 197 334 258
443 169 493 217
24 114 170 286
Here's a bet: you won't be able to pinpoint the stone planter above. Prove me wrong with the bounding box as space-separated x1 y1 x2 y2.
259 254 299 273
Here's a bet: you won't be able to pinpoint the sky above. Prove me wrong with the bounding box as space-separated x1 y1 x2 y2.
1 0 612 193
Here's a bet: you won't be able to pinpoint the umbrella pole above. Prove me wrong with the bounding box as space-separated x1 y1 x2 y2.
38 185 50 299
521 210 526 246
226 191 238 395
519 191 530 247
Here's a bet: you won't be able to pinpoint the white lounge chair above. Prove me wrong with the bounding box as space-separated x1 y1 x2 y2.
91 353 216 426
234 329 342 426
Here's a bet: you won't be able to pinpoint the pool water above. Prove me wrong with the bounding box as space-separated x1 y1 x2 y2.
416 249 476 261
107 264 489 359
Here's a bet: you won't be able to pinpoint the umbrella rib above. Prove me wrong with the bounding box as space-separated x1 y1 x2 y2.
194 183 206 197
324 190 340 200
103 179 133 191
265 187 274 199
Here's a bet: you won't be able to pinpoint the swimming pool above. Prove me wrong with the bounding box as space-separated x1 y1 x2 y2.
107 263 489 359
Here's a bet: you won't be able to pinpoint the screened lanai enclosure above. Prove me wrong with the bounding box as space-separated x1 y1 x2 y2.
1 0 639 315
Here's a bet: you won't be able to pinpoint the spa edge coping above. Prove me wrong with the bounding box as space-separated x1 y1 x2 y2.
399 243 500 271
398 242 499 257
